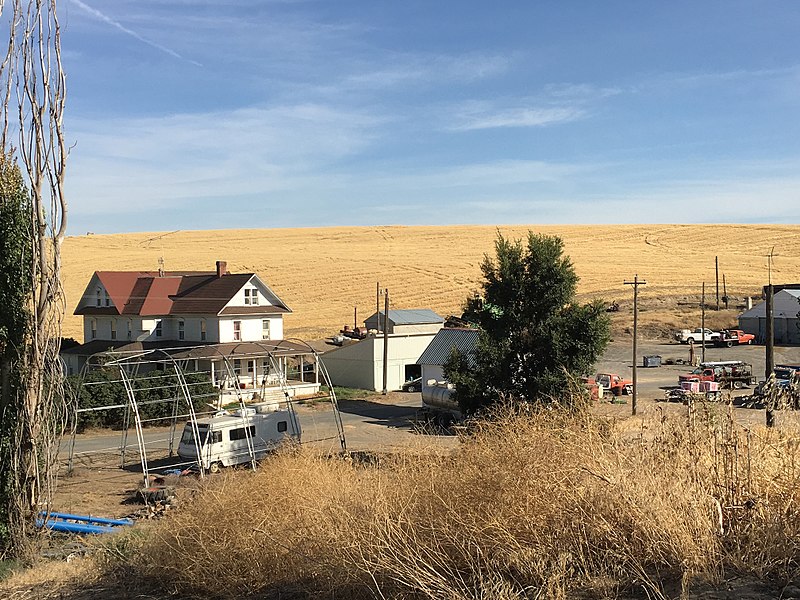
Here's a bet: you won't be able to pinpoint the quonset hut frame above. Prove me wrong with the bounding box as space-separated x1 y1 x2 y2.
66 339 346 486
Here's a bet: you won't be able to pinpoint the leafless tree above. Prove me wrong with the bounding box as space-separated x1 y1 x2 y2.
0 0 68 553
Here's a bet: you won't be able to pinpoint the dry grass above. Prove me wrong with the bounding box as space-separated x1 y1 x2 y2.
61 225 800 341
80 404 800 599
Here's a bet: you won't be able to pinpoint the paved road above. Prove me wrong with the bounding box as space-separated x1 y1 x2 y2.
62 338 800 469
61 391 446 472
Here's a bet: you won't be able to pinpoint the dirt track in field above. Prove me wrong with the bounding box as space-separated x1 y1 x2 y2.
61 224 800 342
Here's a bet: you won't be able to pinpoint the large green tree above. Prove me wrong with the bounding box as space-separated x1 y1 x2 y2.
445 232 610 414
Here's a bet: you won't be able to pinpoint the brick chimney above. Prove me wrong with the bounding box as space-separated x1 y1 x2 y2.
216 260 227 277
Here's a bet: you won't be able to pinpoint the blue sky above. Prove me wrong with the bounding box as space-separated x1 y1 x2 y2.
57 1 800 233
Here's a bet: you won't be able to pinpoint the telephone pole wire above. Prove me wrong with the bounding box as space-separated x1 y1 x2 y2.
624 274 647 416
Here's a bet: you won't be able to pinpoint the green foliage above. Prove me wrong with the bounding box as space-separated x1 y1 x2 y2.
446 231 611 414
0 154 32 553
67 369 216 432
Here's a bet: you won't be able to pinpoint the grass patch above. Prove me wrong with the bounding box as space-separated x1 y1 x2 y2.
117 402 800 599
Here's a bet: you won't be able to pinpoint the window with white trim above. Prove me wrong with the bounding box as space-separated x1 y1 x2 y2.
127 319 133 340
233 320 241 341
200 319 207 341
262 319 270 340
110 320 117 340
96 288 101 307
155 320 163 338
90 319 97 339
178 319 185 340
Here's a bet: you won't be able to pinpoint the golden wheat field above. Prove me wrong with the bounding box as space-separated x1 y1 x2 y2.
61 224 800 342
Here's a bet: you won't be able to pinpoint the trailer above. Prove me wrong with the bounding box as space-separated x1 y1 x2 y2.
177 402 301 472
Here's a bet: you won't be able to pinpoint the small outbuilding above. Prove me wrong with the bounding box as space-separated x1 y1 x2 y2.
323 309 446 391
364 309 445 335
738 287 800 345
416 327 480 390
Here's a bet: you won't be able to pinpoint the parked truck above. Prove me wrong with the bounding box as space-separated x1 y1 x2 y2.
595 373 633 396
177 402 301 472
678 361 756 389
713 329 755 347
674 328 719 344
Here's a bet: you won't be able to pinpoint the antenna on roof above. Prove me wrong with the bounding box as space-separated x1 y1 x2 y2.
158 256 165 277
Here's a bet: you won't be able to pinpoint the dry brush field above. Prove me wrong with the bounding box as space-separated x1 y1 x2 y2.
61 224 800 342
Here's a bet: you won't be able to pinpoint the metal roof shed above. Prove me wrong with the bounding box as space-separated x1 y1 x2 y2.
364 309 445 335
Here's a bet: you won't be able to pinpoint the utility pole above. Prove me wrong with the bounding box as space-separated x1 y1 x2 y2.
701 282 706 364
354 306 357 330
715 256 720 311
765 246 776 427
382 289 389 395
624 275 647 416
765 283 775 427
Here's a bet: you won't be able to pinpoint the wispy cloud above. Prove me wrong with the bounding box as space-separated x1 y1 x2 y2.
448 104 585 131
70 0 202 67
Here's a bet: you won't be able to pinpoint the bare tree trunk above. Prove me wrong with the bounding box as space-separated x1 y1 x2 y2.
0 0 68 553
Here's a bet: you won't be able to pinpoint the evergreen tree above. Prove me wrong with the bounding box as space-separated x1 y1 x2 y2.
0 155 33 550
445 231 610 414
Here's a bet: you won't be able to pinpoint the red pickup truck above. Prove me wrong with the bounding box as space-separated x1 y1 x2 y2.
678 361 756 389
714 329 755 347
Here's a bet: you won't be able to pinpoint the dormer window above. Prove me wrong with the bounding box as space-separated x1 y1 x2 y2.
96 288 101 307
244 289 259 305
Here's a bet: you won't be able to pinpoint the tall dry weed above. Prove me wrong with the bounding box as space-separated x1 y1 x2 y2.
130 405 800 599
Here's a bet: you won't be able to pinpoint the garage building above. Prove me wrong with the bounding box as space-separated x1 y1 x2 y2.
738 287 800 345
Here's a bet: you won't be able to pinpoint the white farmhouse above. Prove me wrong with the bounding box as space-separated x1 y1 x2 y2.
61 262 318 397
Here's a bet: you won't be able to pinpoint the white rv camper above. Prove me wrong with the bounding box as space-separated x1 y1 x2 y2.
178 402 300 472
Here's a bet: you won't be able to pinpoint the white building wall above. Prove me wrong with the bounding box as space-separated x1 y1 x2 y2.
218 316 283 343
324 333 437 392
421 365 445 389
393 323 444 335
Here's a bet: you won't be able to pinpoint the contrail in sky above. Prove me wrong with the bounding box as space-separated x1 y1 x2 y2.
71 0 202 67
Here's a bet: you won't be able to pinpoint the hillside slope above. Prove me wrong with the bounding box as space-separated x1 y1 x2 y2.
61 224 800 341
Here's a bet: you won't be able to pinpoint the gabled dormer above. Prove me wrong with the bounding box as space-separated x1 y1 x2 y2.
221 274 291 315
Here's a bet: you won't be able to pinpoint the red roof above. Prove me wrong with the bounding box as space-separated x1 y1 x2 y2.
75 270 290 317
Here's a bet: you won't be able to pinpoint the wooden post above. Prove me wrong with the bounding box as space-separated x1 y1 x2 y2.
701 282 706 364
624 275 646 416
722 274 728 309
376 282 380 329
766 284 775 428
354 306 357 330
715 256 720 311
382 289 389 395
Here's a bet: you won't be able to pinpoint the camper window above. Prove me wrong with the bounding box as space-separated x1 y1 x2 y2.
181 426 208 446
210 431 222 444
229 425 256 441
277 421 287 433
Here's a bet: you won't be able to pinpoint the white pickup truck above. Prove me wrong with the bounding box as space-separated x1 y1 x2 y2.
674 328 720 344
